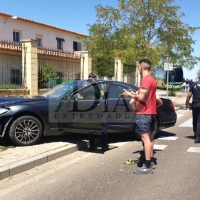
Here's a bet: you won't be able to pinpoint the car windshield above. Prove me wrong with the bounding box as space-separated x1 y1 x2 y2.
40 82 74 98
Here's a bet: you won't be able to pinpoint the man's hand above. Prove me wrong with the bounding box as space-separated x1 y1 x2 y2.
119 89 135 98
185 104 189 109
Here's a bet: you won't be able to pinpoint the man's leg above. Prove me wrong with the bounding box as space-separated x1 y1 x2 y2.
140 116 155 166
88 134 95 151
149 131 155 168
101 121 108 150
150 115 156 161
149 132 154 156
194 109 200 143
192 109 198 138
134 114 154 174
140 133 152 162
101 111 109 151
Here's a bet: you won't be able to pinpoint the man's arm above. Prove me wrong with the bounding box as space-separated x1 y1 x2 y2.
156 98 163 107
185 92 193 109
120 88 148 102
156 94 163 107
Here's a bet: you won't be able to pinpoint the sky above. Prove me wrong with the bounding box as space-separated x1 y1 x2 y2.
1 0 200 80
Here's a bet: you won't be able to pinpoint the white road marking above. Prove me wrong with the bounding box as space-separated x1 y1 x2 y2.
187 147 200 153
109 142 128 147
153 144 168 150
158 136 178 140
179 117 193 127
177 114 183 118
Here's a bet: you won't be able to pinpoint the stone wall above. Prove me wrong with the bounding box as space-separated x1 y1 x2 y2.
0 89 48 97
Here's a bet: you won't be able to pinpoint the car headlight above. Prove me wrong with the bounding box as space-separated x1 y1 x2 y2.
0 108 9 115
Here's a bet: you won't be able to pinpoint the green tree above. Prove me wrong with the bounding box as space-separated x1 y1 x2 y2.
38 63 57 88
83 0 200 77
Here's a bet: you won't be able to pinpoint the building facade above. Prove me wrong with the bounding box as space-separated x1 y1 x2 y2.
0 12 86 52
0 12 88 87
0 12 139 90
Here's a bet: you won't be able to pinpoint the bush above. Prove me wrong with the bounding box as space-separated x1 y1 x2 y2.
168 89 176 96
0 84 23 89
38 63 57 89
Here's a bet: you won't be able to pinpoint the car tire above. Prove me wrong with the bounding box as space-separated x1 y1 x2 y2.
134 117 159 140
9 116 43 146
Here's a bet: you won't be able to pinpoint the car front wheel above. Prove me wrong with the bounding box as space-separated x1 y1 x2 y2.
9 116 43 146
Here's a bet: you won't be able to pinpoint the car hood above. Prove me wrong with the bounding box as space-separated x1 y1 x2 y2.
0 96 46 107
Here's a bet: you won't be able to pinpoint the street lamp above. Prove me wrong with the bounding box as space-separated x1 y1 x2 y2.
4 15 18 24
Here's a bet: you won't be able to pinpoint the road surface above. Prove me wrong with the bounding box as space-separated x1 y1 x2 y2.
0 108 199 200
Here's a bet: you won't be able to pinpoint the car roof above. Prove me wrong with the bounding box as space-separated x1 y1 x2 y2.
67 79 138 90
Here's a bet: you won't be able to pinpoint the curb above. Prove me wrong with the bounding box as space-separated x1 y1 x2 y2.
0 141 88 181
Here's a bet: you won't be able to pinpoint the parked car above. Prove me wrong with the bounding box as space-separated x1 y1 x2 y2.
0 80 177 146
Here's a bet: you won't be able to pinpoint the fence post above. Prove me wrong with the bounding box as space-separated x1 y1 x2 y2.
123 74 128 83
135 62 141 86
21 39 38 96
114 58 123 82
79 51 92 80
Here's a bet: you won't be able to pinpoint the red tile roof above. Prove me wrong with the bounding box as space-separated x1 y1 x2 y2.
0 12 88 37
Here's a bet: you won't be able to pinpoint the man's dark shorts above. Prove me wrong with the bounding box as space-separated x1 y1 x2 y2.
135 114 156 133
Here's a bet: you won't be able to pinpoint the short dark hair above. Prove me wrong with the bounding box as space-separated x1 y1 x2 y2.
139 59 152 67
88 72 97 79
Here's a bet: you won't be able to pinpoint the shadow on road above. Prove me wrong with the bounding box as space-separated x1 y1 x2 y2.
185 135 195 140
0 137 15 152
155 130 177 138
0 132 136 154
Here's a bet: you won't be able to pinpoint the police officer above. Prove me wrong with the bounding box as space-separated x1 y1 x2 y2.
86 73 109 151
86 72 97 151
185 78 200 143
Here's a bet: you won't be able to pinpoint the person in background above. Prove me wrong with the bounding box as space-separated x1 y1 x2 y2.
189 79 194 90
185 77 200 143
88 72 97 81
184 79 189 94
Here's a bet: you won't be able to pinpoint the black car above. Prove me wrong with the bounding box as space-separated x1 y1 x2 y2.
0 80 177 146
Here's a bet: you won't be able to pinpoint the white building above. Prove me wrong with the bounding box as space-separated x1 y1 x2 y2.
0 12 92 89
0 12 87 52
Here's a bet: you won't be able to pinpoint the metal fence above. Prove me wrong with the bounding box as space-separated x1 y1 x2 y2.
0 41 81 89
0 41 22 86
38 48 81 88
0 41 137 89
38 50 81 88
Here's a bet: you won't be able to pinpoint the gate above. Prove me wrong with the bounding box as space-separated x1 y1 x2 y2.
38 47 81 88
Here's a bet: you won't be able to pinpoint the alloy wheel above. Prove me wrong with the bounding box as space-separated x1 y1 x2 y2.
14 119 40 144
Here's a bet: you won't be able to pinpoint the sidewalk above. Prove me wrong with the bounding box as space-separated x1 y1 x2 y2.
156 89 188 108
0 93 185 181
0 136 89 180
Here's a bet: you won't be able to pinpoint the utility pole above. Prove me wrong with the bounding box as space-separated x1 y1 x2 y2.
164 58 173 98
166 62 169 98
